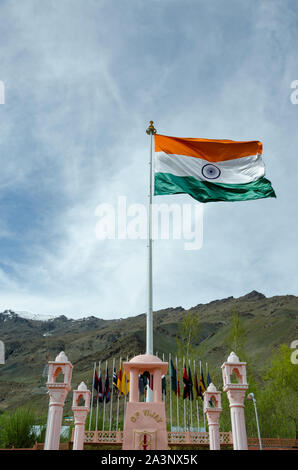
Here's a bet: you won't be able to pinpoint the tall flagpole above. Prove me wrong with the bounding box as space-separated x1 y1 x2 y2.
145 121 156 404
189 358 193 430
109 357 115 431
96 361 100 431
169 353 173 431
200 360 206 430
146 120 156 357
183 356 186 431
116 356 121 431
194 359 200 431
124 354 129 416
102 360 107 431
176 355 179 429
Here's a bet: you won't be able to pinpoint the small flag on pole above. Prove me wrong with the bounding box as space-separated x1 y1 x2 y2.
170 359 180 397
93 368 103 402
198 369 206 401
183 364 190 400
93 369 99 392
162 374 166 396
104 368 111 403
98 369 103 402
170 359 177 394
194 368 200 400
117 364 122 397
113 368 118 389
121 370 129 396
207 370 212 387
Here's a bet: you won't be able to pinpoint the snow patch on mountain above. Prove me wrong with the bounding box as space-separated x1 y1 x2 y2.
1 309 57 321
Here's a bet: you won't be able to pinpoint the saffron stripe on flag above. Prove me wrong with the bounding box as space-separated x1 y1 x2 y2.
155 134 262 162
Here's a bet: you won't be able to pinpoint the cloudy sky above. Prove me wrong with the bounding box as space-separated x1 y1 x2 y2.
0 0 297 319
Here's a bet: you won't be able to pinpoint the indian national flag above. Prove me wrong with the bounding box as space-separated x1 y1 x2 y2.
154 134 276 203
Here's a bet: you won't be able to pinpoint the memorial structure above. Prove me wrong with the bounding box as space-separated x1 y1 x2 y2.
122 354 168 450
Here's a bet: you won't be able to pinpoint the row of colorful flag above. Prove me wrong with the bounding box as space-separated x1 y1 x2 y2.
170 359 211 401
93 366 111 403
92 358 212 403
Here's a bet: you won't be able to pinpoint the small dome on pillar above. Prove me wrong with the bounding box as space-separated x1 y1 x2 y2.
207 382 217 392
78 381 87 391
227 351 240 363
55 351 69 362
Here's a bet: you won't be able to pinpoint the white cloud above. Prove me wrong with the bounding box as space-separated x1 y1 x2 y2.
0 0 297 318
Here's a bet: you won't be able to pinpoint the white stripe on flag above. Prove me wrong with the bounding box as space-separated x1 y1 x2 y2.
155 152 265 184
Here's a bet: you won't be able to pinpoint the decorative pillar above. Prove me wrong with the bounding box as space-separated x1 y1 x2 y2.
153 368 162 403
44 351 73 450
203 383 222 450
122 354 168 450
221 351 248 450
129 368 139 403
72 382 91 450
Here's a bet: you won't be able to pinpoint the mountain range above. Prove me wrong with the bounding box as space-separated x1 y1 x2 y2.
0 290 297 416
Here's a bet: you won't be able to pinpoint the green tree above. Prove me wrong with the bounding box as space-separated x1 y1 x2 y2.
226 310 246 360
176 310 200 359
258 345 298 438
222 310 263 437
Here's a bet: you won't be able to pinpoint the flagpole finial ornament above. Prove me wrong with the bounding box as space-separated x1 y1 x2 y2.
146 120 157 135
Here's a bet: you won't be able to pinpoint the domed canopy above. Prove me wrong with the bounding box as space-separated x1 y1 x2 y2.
130 354 162 364
124 353 167 374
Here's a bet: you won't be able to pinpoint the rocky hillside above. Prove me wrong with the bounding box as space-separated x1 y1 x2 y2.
0 290 297 415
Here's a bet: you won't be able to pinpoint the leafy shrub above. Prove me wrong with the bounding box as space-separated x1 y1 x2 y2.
0 407 38 449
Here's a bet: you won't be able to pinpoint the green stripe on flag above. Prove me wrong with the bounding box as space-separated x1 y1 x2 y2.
154 172 276 203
